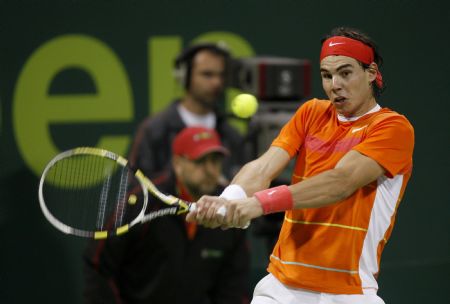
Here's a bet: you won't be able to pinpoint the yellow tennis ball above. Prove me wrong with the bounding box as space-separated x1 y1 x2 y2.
231 94 258 118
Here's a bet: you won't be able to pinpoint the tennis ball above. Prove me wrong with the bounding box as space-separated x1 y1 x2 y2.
231 94 258 118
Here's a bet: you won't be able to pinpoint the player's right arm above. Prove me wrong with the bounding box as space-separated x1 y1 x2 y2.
231 146 290 196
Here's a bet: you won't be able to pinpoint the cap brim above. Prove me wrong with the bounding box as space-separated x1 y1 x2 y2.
188 146 230 160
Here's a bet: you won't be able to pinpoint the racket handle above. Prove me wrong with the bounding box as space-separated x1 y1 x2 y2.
189 204 250 229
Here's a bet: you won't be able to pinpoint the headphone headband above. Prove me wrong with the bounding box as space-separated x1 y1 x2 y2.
174 43 230 89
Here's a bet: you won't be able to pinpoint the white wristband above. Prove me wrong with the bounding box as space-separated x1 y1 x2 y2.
219 184 247 200
218 184 250 229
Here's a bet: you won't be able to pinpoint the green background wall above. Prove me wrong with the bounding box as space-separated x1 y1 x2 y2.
1 0 449 303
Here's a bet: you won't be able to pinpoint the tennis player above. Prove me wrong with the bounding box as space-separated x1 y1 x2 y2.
187 27 414 303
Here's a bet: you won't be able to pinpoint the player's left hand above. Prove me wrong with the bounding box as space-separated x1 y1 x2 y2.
187 195 264 229
186 195 227 228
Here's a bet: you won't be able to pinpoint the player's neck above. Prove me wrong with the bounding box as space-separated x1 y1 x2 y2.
337 98 380 122
180 95 212 115
356 97 378 117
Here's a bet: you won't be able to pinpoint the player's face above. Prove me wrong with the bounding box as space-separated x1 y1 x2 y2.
188 51 226 109
174 153 224 198
320 56 377 117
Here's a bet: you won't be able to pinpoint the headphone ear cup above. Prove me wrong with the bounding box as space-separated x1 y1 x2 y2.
173 62 188 89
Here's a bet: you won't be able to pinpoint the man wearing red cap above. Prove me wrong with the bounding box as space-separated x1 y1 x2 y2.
188 27 414 303
83 127 249 304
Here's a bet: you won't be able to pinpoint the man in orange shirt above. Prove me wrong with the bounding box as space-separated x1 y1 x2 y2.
187 27 414 303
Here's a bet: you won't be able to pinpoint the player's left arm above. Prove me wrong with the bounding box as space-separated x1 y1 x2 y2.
289 149 385 209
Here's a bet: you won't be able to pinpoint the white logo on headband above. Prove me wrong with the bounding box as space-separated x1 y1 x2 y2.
329 42 345 47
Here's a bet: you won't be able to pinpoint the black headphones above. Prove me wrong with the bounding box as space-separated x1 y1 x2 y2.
173 43 230 90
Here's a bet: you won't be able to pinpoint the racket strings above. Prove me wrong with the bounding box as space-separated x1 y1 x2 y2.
41 154 144 234
97 158 115 230
79 155 89 229
97 170 111 230
66 155 78 228
91 157 123 231
114 166 129 228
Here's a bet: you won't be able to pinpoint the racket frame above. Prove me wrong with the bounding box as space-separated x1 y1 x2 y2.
38 147 192 239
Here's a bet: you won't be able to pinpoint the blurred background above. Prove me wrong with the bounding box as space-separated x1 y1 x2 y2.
1 0 449 303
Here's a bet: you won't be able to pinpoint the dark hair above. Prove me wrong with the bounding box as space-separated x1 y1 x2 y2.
322 27 385 98
174 43 230 89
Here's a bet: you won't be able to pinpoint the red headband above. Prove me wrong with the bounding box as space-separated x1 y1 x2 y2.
320 36 383 88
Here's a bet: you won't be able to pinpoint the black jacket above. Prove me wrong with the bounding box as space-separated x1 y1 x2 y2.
128 100 246 180
83 173 250 304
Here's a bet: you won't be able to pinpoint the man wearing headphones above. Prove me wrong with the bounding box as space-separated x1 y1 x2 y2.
129 43 245 181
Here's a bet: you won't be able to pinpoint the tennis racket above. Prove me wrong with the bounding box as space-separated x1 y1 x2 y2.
38 147 228 239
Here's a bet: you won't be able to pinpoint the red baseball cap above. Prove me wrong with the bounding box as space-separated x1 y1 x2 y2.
172 127 229 160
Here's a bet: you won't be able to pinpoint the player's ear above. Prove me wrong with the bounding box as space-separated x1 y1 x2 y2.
367 62 378 83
